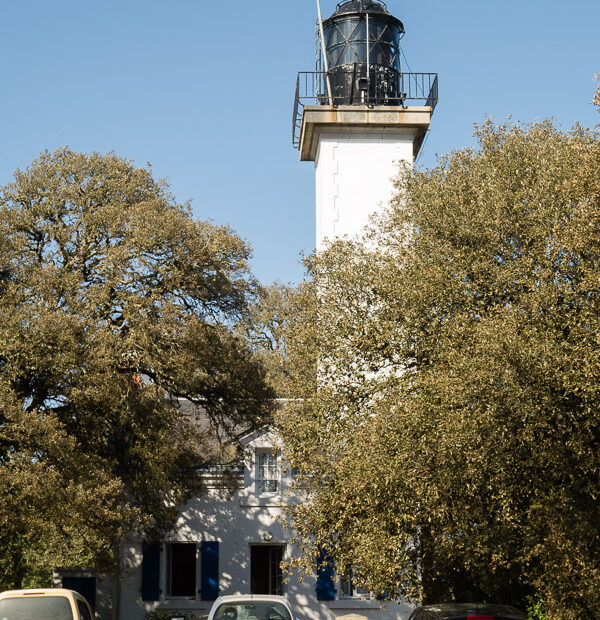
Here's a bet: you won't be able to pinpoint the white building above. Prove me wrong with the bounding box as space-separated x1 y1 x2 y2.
58 2 437 619
114 427 415 620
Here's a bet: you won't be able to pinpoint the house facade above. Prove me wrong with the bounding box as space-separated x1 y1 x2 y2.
113 429 414 620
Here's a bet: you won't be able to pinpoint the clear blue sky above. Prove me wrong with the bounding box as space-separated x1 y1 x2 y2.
1 1 598 285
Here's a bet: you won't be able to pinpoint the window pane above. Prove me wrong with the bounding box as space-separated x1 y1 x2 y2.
372 21 388 41
372 43 395 65
325 24 346 47
340 567 370 599
251 546 285 596
338 17 360 39
375 22 399 45
327 44 346 67
168 543 197 597
340 43 363 64
270 547 284 595
0 597 73 620
256 450 279 494
77 600 93 620
348 19 366 42
340 568 353 597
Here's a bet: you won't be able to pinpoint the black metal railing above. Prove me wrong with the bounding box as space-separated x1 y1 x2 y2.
292 70 438 148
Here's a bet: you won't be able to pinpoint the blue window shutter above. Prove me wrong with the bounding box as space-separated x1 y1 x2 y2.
141 542 161 602
316 550 335 601
201 541 219 600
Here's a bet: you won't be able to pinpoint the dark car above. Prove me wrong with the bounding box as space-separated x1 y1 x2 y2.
408 602 526 620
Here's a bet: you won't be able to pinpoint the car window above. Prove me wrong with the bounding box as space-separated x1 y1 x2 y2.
0 596 73 620
214 602 291 620
76 600 93 620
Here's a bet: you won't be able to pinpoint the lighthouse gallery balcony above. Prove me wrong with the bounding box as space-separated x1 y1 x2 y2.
292 70 438 148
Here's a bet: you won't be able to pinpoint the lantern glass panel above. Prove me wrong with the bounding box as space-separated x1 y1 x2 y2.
338 16 360 39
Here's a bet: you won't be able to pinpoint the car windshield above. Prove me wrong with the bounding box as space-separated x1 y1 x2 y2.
0 596 73 620
214 602 291 620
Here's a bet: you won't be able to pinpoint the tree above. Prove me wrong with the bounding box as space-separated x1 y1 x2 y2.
0 148 273 588
241 282 309 398
277 120 600 619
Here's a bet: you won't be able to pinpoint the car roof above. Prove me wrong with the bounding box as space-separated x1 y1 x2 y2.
0 588 86 602
213 595 291 606
413 603 525 619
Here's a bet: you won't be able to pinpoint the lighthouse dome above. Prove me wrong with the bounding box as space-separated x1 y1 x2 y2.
332 0 399 20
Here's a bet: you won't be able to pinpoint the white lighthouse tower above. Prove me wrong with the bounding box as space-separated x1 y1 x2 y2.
293 0 438 250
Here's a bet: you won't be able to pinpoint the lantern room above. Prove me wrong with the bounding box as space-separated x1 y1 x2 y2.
323 0 405 105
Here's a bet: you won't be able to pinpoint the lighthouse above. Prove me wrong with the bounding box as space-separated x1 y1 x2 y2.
293 0 438 250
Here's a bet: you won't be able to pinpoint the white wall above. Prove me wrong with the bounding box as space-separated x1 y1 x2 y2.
314 129 416 250
119 490 414 620
118 432 415 620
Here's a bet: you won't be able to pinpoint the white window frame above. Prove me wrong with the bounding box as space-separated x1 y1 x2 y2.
255 448 280 496
339 567 371 600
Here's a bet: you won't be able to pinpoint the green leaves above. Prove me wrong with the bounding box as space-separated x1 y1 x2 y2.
278 120 600 618
0 148 273 587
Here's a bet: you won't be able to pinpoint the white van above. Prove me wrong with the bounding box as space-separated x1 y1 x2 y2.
0 588 94 620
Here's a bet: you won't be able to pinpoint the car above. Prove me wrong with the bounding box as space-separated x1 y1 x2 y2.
408 602 526 620
0 587 94 620
207 595 294 620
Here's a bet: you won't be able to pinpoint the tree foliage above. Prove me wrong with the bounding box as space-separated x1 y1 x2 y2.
0 148 273 588
278 120 600 619
241 282 311 398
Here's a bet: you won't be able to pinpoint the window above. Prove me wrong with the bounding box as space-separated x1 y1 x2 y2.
250 545 284 595
340 567 371 599
0 597 72 620
256 449 279 494
141 540 220 602
167 543 197 597
77 599 94 620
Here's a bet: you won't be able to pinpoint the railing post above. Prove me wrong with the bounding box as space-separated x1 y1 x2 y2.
316 0 334 106
292 75 301 148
